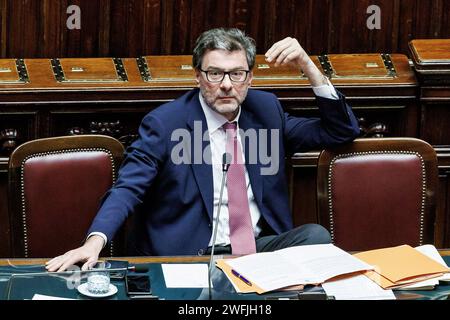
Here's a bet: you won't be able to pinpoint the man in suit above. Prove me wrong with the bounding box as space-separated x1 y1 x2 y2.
46 28 359 272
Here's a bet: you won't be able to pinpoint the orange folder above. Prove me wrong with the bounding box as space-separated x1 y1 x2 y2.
353 245 450 289
215 259 265 293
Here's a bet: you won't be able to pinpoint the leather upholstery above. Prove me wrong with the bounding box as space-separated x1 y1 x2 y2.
331 153 423 250
23 152 113 258
317 138 438 251
8 135 124 258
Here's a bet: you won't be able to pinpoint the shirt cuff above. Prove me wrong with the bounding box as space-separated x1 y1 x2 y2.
312 77 339 100
87 232 107 248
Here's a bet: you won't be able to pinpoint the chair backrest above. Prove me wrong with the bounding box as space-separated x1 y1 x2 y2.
8 135 125 258
317 138 438 251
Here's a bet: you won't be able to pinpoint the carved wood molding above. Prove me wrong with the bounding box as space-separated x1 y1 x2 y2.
358 117 389 138
67 120 137 148
0 128 18 155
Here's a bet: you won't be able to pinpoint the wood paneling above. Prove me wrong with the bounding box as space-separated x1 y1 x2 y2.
0 0 6 57
3 0 109 58
1 0 449 59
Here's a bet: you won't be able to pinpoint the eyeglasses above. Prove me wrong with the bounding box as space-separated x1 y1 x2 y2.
199 69 250 83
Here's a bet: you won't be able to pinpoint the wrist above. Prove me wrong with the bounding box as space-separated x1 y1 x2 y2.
308 72 328 88
302 59 326 87
85 235 105 252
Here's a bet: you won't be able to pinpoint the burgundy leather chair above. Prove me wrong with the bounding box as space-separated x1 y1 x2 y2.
8 135 125 258
317 138 438 251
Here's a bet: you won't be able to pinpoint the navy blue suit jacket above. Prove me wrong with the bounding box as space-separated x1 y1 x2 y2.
88 88 359 255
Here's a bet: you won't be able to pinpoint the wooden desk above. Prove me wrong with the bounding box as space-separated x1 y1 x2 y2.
0 252 449 301
2 249 449 266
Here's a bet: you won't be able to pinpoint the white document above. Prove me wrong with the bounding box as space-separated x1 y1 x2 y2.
162 263 210 288
32 294 75 300
322 274 396 300
396 277 438 290
224 244 373 292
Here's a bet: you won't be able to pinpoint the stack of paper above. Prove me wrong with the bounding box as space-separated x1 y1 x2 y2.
216 244 374 294
353 244 450 289
321 274 396 300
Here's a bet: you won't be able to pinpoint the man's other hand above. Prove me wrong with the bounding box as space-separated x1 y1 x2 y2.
45 235 104 272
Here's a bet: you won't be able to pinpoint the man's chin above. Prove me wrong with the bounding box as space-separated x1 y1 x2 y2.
213 103 239 115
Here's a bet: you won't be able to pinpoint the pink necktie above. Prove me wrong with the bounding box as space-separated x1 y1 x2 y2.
223 122 257 255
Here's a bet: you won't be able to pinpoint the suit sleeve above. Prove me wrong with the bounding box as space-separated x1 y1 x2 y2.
283 90 360 154
87 113 168 241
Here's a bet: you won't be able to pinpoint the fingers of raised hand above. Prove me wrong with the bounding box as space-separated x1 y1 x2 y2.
265 37 303 66
265 37 293 61
275 46 299 66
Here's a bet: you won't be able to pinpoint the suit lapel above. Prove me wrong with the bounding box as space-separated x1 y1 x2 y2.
187 95 214 222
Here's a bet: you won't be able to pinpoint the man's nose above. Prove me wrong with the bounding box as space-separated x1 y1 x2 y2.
220 74 233 90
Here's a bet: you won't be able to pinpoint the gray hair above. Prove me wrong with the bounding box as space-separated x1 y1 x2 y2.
192 28 256 70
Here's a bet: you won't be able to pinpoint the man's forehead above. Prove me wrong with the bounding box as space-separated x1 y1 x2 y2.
201 49 249 69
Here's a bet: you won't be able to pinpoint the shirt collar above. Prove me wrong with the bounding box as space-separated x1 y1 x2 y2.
198 92 241 134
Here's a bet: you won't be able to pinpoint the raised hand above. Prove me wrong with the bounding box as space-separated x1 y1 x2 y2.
265 37 327 87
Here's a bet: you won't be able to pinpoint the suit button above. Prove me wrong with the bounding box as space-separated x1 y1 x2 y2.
208 223 212 228
197 249 205 256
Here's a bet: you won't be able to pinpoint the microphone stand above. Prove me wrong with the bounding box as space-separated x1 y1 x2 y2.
208 153 230 300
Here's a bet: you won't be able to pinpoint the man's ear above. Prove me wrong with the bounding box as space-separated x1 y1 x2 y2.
195 69 201 87
247 71 253 86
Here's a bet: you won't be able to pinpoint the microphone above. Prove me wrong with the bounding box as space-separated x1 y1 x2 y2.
222 152 231 172
208 152 231 300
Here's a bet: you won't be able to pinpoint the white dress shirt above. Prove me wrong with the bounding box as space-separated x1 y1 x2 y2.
89 80 338 248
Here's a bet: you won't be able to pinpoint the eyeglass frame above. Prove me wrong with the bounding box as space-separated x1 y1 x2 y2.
198 68 251 83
